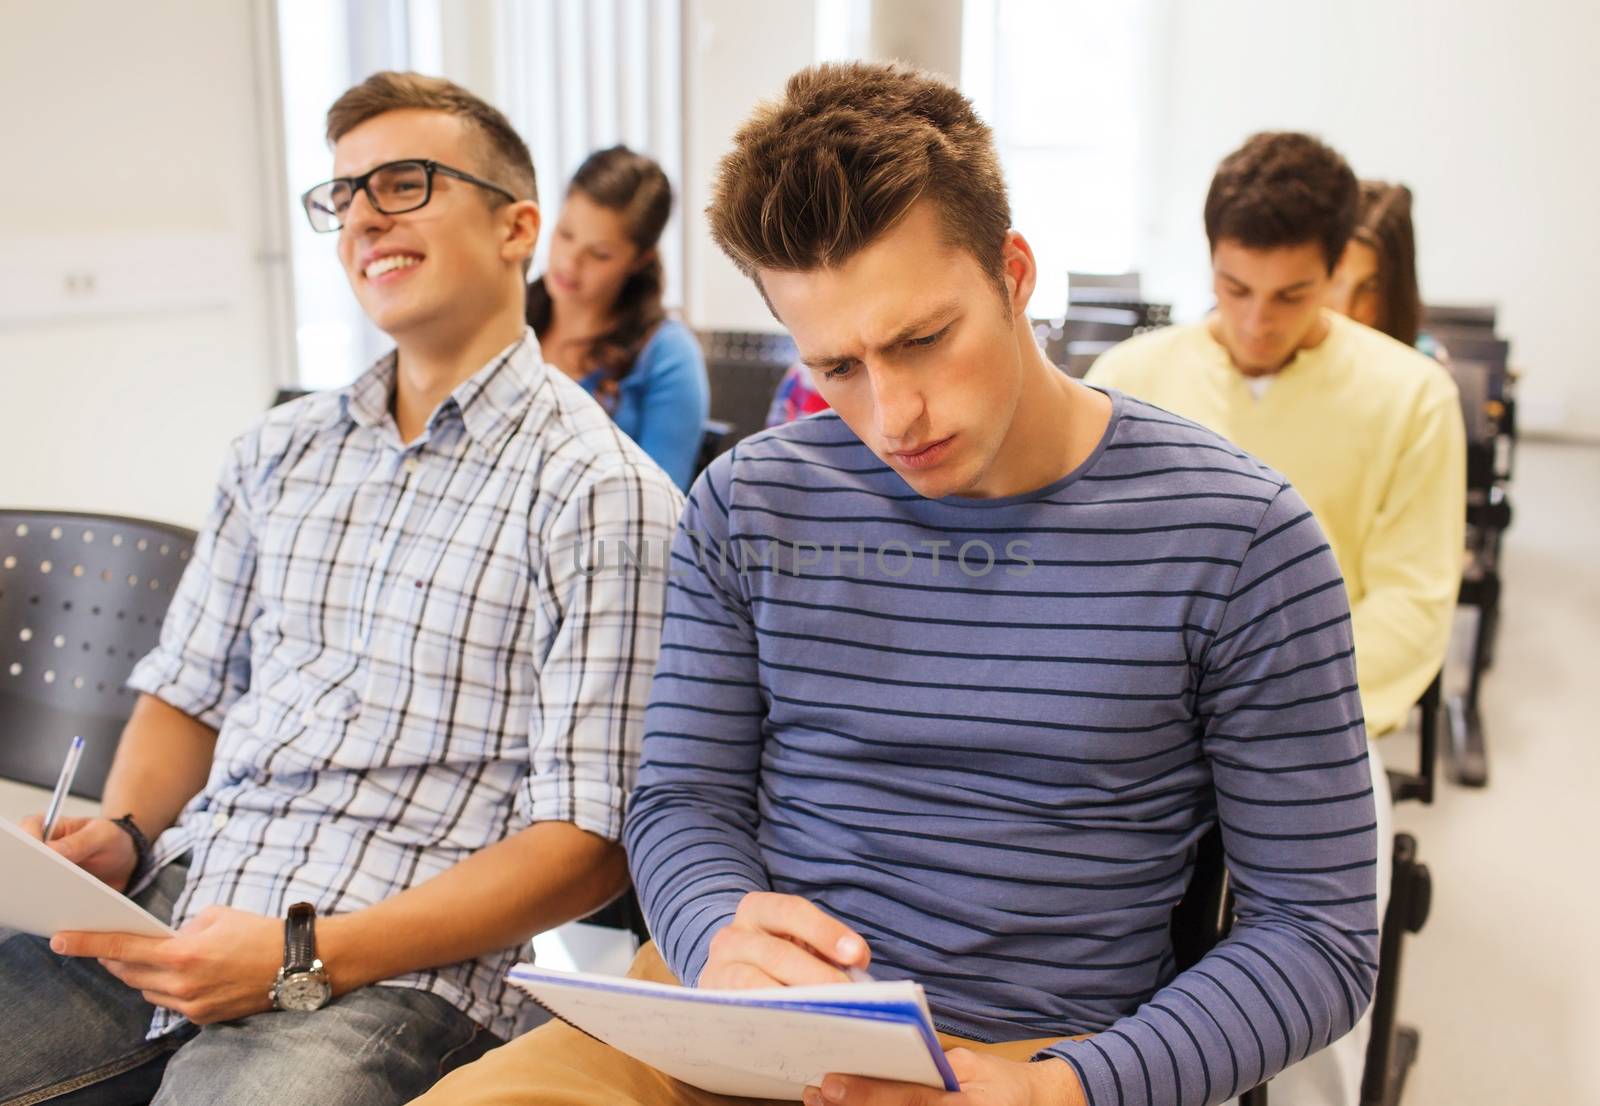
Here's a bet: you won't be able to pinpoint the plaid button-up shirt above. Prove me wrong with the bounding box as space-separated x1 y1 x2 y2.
128 331 682 1039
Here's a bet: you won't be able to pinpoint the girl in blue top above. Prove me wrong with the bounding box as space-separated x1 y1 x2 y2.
527 147 710 489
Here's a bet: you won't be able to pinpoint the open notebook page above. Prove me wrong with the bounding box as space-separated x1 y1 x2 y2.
508 963 959 1100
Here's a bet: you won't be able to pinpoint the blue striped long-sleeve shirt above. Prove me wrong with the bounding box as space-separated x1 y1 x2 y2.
623 390 1379 1106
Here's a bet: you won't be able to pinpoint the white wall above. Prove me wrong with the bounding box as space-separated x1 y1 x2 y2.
680 0 819 332
1140 0 1600 439
0 0 288 529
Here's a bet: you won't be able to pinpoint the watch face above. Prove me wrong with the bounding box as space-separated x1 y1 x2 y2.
276 971 332 1012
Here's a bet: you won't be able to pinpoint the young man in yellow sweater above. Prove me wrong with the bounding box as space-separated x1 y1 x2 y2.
1088 131 1465 1106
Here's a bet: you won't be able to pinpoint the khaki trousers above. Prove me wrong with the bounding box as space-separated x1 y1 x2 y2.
413 943 1065 1106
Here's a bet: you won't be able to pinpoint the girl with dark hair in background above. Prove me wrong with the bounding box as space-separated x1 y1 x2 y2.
528 146 710 488
1327 180 1447 359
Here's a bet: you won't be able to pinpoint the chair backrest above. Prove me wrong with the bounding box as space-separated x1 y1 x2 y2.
1169 823 1233 973
1063 288 1174 331
1169 825 1269 1103
694 419 735 482
1389 673 1441 805
1423 303 1496 332
1069 271 1142 296
1065 340 1119 379
699 330 799 447
1062 305 1141 345
0 510 197 798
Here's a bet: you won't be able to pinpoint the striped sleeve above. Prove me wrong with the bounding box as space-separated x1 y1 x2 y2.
1046 483 1380 1106
623 453 772 981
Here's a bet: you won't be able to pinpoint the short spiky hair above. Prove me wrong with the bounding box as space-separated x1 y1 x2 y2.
1204 131 1357 273
325 71 537 205
708 61 1011 293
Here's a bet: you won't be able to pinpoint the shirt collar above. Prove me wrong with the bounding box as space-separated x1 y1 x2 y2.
338 328 547 455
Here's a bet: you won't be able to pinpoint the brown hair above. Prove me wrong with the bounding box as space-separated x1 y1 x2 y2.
1204 131 1357 273
707 61 1011 297
526 146 672 391
1351 181 1422 347
325 71 537 206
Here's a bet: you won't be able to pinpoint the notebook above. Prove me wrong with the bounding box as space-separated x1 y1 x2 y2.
507 963 960 1100
0 817 175 939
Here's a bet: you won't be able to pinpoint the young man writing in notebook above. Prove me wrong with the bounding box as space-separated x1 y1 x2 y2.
419 62 1378 1106
1086 133 1464 1106
0 72 681 1105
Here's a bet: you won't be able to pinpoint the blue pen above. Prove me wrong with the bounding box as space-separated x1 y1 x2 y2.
39 736 85 843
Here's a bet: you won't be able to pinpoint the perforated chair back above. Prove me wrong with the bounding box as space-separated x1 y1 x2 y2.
0 510 197 799
699 330 799 446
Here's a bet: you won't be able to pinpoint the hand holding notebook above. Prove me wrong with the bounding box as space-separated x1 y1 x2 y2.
0 817 174 939
508 964 959 1100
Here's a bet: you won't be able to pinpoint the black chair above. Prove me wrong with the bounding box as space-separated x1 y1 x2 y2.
693 419 735 483
1355 679 1439 1105
1441 335 1515 788
1172 675 1444 1106
1362 834 1431 1106
1063 287 1174 332
1062 305 1141 345
1065 341 1119 379
1423 303 1496 332
1170 825 1268 1104
1068 270 1141 297
1032 309 1144 378
698 330 798 447
0 510 197 799
1388 672 1442 805
579 888 652 946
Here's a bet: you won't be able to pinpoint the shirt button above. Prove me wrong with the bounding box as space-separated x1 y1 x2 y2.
211 812 229 831
403 456 420 475
301 707 317 726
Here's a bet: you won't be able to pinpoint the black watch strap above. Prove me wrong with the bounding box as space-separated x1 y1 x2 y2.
111 814 151 889
284 902 317 973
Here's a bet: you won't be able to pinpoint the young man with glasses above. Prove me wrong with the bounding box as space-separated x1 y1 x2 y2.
419 62 1377 1106
0 72 681 1105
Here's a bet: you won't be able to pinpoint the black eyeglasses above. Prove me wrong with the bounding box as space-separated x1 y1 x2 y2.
301 159 518 233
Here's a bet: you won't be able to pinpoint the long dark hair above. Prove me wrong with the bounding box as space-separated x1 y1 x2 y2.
1353 180 1422 347
527 146 672 393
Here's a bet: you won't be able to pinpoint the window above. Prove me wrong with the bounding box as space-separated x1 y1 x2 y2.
493 0 685 301
963 0 1160 315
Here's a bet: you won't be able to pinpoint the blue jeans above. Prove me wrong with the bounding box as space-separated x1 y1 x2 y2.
0 859 500 1105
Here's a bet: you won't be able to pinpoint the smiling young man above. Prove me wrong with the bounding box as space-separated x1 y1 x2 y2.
1086 132 1464 1106
0 72 681 1104
418 63 1377 1106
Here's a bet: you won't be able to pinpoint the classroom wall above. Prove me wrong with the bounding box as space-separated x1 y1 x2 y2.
1139 0 1600 439
679 0 1599 439
0 0 289 530
679 0 819 332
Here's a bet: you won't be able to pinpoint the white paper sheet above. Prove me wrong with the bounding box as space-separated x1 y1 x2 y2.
508 964 957 1101
0 818 175 938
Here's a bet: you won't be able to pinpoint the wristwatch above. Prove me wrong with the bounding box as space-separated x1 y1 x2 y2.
269 902 333 1012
